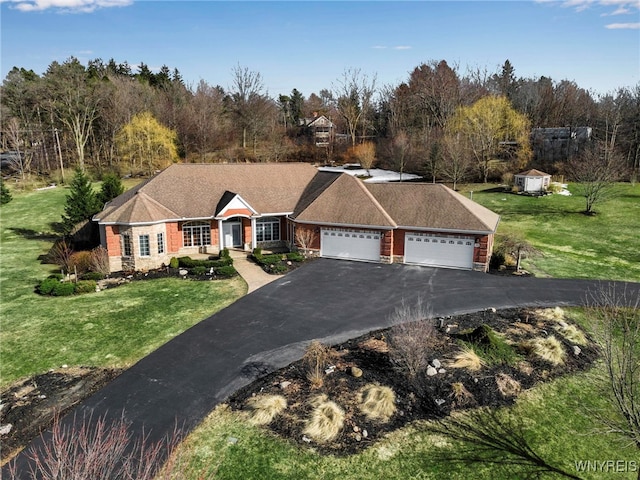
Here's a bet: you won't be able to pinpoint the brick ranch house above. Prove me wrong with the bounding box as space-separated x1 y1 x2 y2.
94 163 500 273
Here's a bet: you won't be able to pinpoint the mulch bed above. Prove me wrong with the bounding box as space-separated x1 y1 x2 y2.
228 307 598 455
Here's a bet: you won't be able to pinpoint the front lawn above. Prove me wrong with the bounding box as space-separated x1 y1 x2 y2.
461 183 640 282
0 183 246 388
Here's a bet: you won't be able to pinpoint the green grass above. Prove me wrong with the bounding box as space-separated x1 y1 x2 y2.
0 183 246 387
460 182 640 282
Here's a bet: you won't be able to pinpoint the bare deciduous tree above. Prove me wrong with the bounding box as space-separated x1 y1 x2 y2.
441 132 471 190
333 68 376 146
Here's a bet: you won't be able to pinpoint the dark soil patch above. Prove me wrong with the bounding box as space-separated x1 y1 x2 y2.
0 367 121 465
228 307 598 455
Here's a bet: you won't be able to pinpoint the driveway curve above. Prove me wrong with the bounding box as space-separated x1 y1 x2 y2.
7 259 640 477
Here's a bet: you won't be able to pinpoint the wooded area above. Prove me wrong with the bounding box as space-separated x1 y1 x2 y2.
1 57 638 184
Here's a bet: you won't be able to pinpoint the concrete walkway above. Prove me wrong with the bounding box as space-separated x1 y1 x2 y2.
229 249 278 293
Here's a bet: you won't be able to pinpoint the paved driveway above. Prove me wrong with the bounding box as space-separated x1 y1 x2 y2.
8 260 640 476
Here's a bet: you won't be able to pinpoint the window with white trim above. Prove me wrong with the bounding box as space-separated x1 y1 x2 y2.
183 221 211 247
139 234 150 257
122 233 132 257
256 217 280 242
157 232 165 254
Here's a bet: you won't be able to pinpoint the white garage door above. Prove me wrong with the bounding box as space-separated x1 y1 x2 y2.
321 229 381 262
525 177 543 192
404 233 474 270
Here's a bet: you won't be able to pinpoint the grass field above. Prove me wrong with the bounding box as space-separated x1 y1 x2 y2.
460 182 640 282
0 182 246 387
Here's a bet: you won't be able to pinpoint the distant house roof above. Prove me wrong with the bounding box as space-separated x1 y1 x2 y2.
515 169 551 177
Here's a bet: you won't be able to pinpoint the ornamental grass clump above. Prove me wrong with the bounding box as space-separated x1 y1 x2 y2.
303 341 333 389
495 372 522 397
245 394 287 426
553 322 587 346
449 346 486 371
520 335 566 366
358 384 396 423
303 395 345 443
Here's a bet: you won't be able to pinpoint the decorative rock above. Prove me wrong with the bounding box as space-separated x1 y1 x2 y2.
61 364 68 369
279 381 292 390
426 366 438 376
353 425 360 432
302 435 312 443
431 359 441 369
325 365 336 374
0 424 12 435
435 398 446 406
438 368 446 374
179 269 188 276
355 433 362 441
362 429 368 438
572 346 582 356
227 436 238 444
351 366 363 378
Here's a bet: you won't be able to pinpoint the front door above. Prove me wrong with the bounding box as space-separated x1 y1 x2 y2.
223 221 242 248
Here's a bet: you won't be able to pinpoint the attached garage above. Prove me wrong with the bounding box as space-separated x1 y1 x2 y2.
321 228 381 262
404 233 474 270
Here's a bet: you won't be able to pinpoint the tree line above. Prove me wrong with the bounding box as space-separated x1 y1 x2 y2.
1 57 638 184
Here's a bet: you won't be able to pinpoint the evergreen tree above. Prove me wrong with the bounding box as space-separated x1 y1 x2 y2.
0 178 12 205
61 168 100 234
97 173 124 206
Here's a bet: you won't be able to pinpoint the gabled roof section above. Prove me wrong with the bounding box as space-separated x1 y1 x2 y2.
366 183 500 233
293 173 396 228
95 191 180 224
516 169 551 177
94 163 319 224
215 191 258 217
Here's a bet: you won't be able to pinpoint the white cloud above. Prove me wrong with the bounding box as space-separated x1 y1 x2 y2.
393 45 412 50
5 0 132 13
372 45 387 49
605 21 640 28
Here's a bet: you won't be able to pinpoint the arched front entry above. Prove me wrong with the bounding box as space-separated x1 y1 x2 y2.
221 219 243 248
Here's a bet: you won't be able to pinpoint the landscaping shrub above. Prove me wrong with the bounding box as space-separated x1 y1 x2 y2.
520 336 566 365
47 238 74 272
69 251 93 275
450 382 476 407
303 395 344 443
553 322 587 345
37 277 61 295
169 257 179 269
74 280 97 294
387 301 435 378
495 372 522 397
252 247 263 260
215 265 237 278
454 324 518 366
303 341 333 389
178 256 196 268
192 266 207 276
80 271 105 281
449 346 485 371
286 251 304 262
245 394 287 426
51 282 76 297
220 248 230 259
89 246 110 276
358 384 396 423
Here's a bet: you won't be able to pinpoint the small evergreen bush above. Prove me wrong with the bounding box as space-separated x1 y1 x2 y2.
286 251 304 262
220 248 230 259
215 265 237 277
252 247 263 260
178 256 196 268
74 280 97 294
38 277 60 295
51 282 76 296
169 257 179 269
80 272 105 281
192 266 207 276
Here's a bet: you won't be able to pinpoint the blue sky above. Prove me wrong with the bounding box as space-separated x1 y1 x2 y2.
1 0 638 98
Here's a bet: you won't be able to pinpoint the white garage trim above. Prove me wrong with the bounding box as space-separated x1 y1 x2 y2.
404 232 474 270
321 228 381 262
